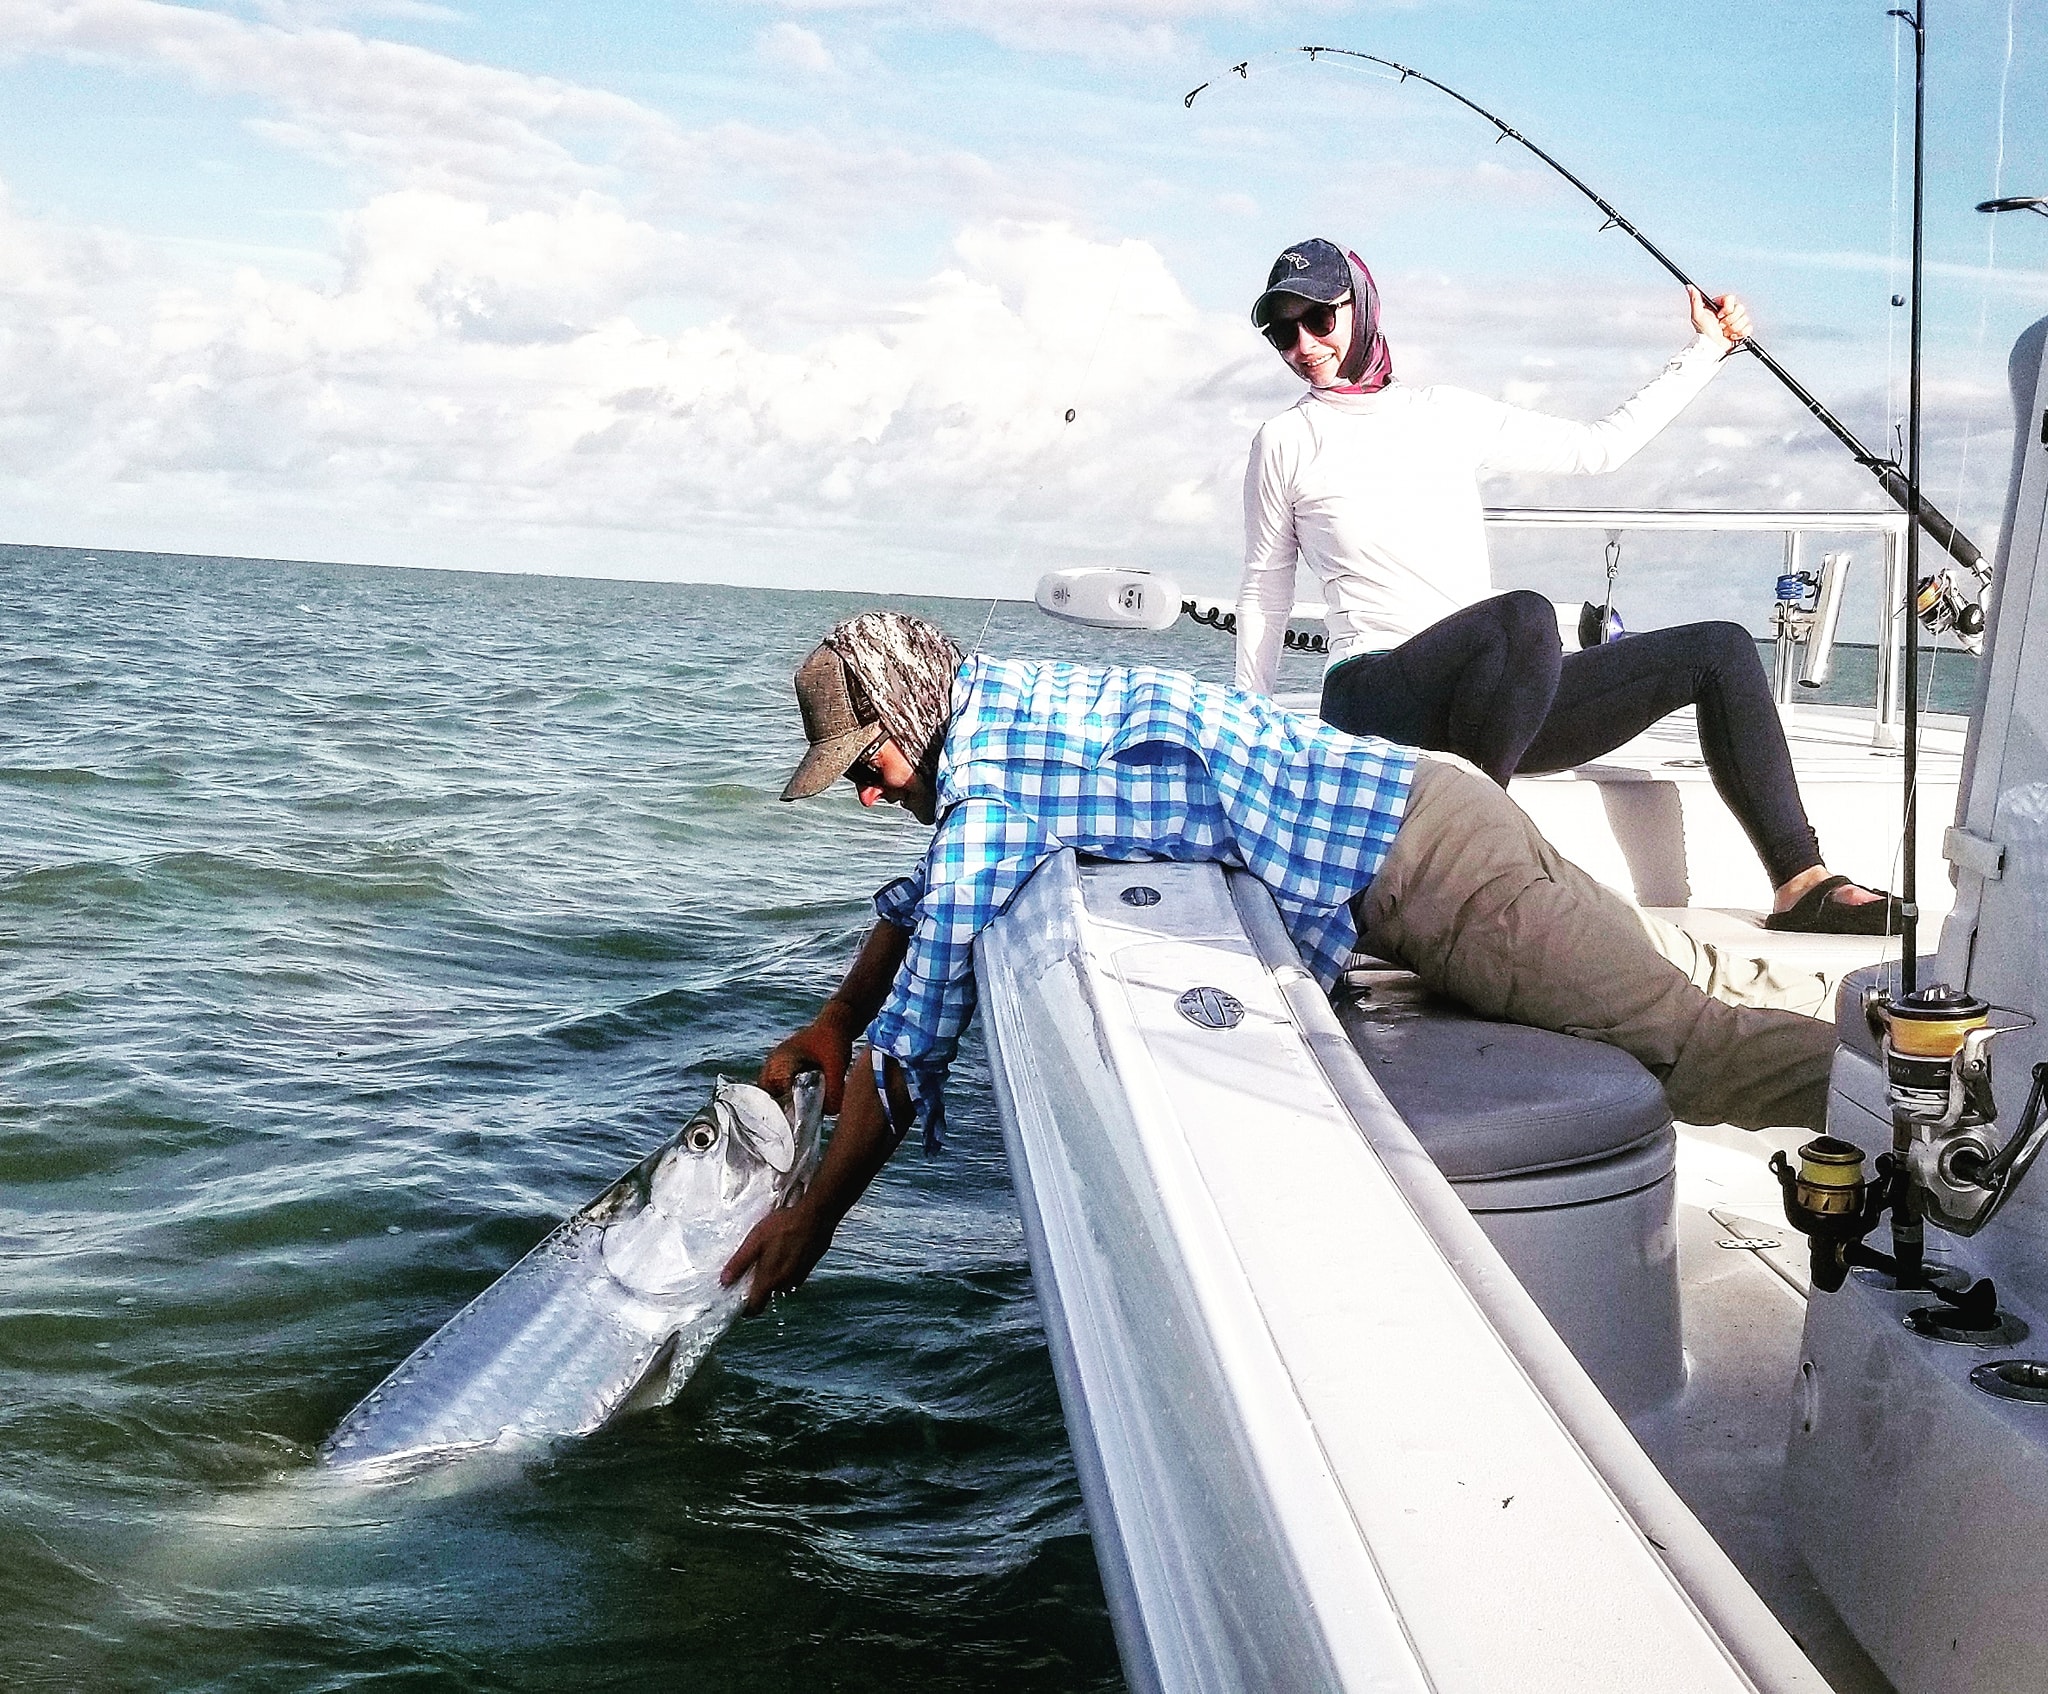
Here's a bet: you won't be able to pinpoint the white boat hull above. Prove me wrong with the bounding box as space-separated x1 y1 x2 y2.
977 851 1830 1694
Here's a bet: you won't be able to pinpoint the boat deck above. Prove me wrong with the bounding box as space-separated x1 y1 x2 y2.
1486 704 1962 1693
1653 1126 1896 1694
1489 704 1958 1693
1508 702 1966 920
979 699 1963 1691
1388 699 1975 1690
1273 692 1968 922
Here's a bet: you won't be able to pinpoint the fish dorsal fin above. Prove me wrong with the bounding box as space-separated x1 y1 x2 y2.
717 1078 797 1174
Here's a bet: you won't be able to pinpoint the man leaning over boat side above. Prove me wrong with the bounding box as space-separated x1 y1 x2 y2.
721 609 1837 1312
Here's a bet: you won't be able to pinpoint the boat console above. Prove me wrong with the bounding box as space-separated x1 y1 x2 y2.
1773 312 2048 1694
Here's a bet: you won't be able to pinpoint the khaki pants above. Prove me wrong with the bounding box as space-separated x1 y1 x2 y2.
1353 758 1837 1131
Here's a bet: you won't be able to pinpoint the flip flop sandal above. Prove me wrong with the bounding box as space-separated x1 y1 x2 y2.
1764 874 1903 936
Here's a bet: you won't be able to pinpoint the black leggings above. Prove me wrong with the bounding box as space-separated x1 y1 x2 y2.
1318 589 1823 890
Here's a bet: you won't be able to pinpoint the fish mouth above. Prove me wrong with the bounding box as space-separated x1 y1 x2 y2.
724 1081 800 1173
761 1068 824 1204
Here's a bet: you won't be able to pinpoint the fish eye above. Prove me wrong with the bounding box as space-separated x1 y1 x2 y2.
684 1119 720 1154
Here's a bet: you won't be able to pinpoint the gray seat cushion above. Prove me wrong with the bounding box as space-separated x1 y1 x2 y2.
1333 974 1670 1182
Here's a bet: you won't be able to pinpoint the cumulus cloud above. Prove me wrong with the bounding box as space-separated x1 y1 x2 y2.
1 0 1053 274
0 178 1281 585
734 0 1345 61
0 0 666 199
0 0 2026 606
4 141 2022 601
755 20 837 77
245 0 471 24
0 3 1203 582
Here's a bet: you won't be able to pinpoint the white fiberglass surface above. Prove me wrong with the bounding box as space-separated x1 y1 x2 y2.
1932 312 2048 1332
980 852 1823 1694
1778 315 2048 1694
1101 931 1760 1692
977 864 1391 1694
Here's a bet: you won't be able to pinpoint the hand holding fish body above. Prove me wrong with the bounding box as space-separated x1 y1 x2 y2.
321 1072 824 1475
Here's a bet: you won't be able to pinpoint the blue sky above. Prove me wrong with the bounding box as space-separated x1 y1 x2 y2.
2 0 2043 617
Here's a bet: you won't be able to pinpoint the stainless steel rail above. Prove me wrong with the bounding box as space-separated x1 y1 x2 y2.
1483 507 1913 746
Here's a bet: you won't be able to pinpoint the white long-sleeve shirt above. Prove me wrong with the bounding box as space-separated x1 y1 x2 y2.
1234 334 1728 694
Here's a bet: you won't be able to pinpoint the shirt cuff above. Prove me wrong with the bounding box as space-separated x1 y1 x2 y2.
874 874 921 930
1680 329 1731 366
871 1046 949 1156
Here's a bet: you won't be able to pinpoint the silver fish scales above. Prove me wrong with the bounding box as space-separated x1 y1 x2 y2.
322 1072 824 1474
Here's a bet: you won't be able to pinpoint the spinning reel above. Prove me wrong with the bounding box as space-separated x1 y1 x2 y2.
1916 567 1987 652
1771 986 2048 1323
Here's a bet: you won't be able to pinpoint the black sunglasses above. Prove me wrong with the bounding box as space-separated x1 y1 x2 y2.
844 732 889 789
1259 296 1348 350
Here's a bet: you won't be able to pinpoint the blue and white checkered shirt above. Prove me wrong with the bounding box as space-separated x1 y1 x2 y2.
865 656 1416 1150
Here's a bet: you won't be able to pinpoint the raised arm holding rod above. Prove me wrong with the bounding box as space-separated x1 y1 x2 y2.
1287 44 1985 579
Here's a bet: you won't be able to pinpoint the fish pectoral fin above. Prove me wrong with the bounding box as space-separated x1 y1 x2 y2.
613 1333 683 1421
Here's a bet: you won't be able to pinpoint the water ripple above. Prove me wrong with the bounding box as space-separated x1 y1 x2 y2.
2 544 1292 1692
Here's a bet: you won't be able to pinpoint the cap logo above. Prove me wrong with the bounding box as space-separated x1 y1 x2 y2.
1281 251 1309 270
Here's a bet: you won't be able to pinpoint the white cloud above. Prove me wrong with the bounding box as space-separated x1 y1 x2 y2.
5 149 2020 602
0 185 1280 586
755 20 836 77
0 1 2027 605
0 0 1055 271
246 0 472 24
734 0 1343 61
0 4 1230 582
0 0 664 199
1727 243 2048 297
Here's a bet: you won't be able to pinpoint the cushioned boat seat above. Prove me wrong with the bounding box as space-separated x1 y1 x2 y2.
1332 967 1684 1418
1332 971 1671 1187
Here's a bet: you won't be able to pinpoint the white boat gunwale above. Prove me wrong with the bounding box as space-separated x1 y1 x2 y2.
978 849 1833 1693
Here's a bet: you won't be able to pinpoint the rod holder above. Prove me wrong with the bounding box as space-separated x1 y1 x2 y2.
1799 551 1851 688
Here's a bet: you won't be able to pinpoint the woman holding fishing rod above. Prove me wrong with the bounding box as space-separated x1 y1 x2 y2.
1234 237 1896 935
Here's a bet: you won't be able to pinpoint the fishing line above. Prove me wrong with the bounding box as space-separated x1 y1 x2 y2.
1895 0 2014 873
1887 20 1904 450
1070 251 1132 416
968 236 1138 656
1184 44 1987 579
970 594 1001 658
1180 50 1319 108
1950 0 2019 534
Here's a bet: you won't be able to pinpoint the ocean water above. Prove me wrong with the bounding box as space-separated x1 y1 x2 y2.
1 543 1976 1693
3 545 1306 1694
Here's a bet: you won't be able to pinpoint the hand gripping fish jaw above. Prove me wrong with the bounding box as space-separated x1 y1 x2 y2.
319 1071 825 1475
604 1077 819 1295
676 1084 797 1164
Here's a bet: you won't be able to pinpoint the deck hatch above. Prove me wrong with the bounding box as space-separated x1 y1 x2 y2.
1174 986 1244 1030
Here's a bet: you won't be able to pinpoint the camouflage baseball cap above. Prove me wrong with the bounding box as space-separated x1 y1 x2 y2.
780 642 880 802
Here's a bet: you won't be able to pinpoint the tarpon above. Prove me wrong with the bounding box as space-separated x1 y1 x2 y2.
321 1071 825 1474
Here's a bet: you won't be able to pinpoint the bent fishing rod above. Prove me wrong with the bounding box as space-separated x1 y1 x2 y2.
1195 44 1984 579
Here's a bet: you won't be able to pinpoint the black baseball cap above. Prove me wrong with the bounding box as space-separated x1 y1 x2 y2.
1251 238 1352 327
